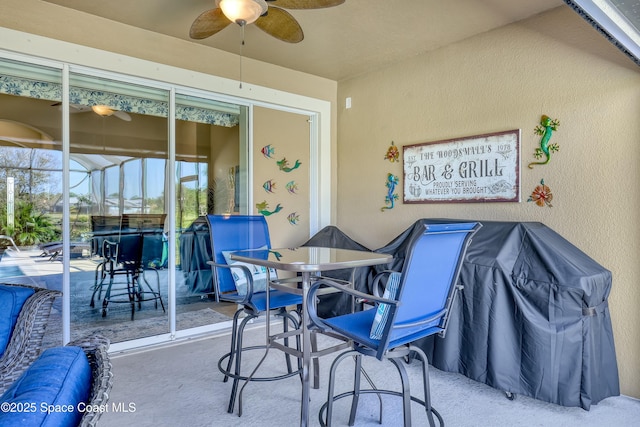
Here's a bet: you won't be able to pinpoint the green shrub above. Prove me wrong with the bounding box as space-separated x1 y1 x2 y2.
0 201 60 247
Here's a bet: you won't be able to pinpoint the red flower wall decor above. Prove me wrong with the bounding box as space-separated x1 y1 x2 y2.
528 179 553 207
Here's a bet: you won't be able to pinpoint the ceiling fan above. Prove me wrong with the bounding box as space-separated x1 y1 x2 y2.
51 103 132 121
189 0 345 44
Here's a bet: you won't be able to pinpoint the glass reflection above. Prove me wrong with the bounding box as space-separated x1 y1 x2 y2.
0 57 250 347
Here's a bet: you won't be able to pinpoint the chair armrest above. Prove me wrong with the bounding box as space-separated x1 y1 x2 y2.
102 239 119 261
370 270 397 298
394 308 447 329
306 278 399 332
67 335 112 427
0 286 61 394
206 261 254 304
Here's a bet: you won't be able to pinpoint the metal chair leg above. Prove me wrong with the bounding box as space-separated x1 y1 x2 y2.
389 357 412 427
281 310 293 374
320 348 442 427
311 331 320 389
227 313 256 414
348 354 363 426
223 309 243 383
90 261 106 307
101 270 115 317
127 271 136 320
409 345 440 427
281 310 302 375
140 267 165 312
359 366 383 424
321 349 359 427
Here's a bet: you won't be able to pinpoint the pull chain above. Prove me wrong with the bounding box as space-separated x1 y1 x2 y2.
239 23 245 89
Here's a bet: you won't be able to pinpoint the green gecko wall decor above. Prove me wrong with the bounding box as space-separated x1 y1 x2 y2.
528 115 560 169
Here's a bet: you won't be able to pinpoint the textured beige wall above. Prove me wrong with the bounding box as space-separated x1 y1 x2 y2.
253 107 311 248
337 6 640 398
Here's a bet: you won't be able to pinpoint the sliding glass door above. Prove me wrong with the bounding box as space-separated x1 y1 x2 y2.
174 93 248 331
0 58 63 347
0 47 322 349
0 56 252 346
67 72 170 343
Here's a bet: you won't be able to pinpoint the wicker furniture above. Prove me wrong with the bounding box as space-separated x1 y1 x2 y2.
0 283 113 427
0 335 112 427
68 335 114 427
0 284 61 390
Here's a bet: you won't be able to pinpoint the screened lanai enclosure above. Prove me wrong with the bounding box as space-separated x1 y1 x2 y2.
0 57 253 347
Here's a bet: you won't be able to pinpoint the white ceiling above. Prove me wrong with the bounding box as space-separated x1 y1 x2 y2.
41 0 566 81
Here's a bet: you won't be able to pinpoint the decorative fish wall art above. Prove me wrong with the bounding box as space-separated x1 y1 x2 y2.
257 145 304 221
263 179 276 193
285 181 298 194
287 212 300 225
261 144 275 159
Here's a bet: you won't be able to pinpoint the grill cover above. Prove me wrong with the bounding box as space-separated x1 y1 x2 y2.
374 219 619 409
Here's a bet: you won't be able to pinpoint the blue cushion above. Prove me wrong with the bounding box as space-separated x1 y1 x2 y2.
0 285 35 357
0 346 91 427
370 272 402 340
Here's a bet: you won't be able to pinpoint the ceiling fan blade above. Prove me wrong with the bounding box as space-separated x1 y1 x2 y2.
255 7 304 43
189 8 231 39
267 0 344 9
112 110 132 122
51 102 90 113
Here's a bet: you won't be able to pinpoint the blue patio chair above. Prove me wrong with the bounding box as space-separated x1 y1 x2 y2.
206 214 303 415
307 222 481 427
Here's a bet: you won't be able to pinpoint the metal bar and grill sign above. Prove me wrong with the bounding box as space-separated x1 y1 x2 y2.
403 130 520 203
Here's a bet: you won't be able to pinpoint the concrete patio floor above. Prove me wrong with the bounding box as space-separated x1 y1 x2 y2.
99 327 640 427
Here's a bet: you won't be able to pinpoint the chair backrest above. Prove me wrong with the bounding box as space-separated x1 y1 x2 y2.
123 214 167 268
378 222 480 358
122 214 166 232
206 215 271 296
90 216 122 233
0 285 35 357
116 233 144 266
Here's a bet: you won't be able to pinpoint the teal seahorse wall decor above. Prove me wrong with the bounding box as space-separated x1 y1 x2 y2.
528 115 560 169
381 173 399 211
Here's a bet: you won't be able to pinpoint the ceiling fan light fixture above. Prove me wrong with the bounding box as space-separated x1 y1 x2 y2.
91 105 114 117
218 0 267 26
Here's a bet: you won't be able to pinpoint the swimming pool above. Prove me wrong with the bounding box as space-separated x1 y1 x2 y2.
0 265 24 278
